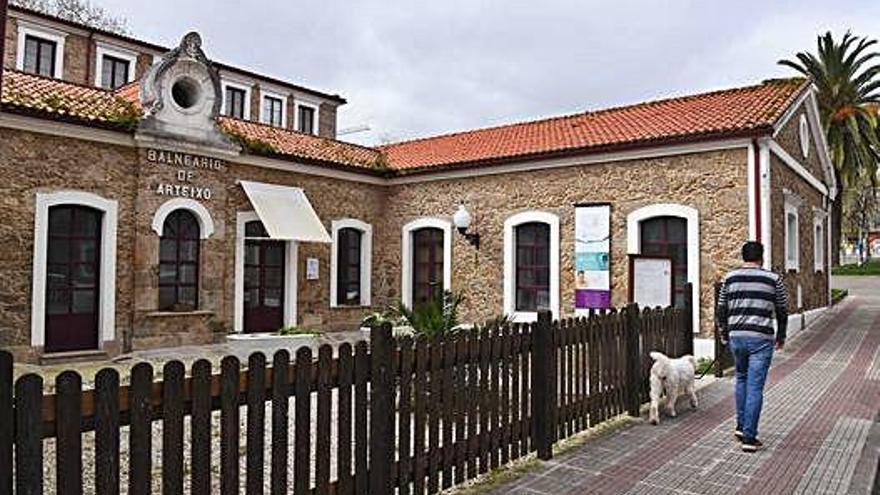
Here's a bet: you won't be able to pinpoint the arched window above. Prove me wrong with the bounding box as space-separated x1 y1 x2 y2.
515 222 551 312
159 210 200 311
336 228 363 305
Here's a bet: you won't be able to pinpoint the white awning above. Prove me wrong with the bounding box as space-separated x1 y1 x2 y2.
239 181 331 243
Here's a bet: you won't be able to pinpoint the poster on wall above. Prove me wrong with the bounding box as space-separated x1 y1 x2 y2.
629 255 673 308
574 203 612 311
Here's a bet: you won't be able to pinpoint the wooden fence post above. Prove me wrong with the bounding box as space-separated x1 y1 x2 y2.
532 310 555 460
0 351 12 495
369 322 394 494
625 304 642 417
683 282 695 357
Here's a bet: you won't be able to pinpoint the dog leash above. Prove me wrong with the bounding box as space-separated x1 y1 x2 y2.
696 358 717 380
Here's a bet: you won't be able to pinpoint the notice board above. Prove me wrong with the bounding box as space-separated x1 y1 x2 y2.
628 255 673 308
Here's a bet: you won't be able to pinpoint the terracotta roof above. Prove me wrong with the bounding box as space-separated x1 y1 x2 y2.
380 78 809 172
0 70 809 175
1 69 140 128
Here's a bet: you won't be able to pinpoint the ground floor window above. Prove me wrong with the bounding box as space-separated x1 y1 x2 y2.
158 210 200 311
412 227 445 306
515 222 551 312
45 205 102 352
640 216 688 307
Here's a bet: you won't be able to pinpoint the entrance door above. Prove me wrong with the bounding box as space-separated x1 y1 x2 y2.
640 216 688 307
243 220 285 333
45 205 102 352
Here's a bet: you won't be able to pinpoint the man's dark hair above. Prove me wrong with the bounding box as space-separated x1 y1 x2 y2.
742 241 764 262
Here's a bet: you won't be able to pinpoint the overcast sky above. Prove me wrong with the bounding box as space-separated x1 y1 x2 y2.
97 0 880 146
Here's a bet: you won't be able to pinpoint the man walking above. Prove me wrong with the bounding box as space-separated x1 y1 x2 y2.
716 241 788 452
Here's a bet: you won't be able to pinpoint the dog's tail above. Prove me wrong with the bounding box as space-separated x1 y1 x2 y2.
649 351 668 363
684 354 697 369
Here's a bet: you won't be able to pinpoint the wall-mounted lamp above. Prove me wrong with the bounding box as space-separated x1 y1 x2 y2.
453 204 480 249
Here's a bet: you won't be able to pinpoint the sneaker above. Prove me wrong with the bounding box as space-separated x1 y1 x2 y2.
734 427 744 442
741 439 763 452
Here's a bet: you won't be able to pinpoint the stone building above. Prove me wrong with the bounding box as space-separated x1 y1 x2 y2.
0 8 835 362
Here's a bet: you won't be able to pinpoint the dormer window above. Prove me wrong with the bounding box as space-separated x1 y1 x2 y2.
295 102 318 135
95 44 137 89
16 23 65 79
261 91 287 128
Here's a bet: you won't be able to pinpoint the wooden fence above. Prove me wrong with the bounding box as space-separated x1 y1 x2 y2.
0 300 692 494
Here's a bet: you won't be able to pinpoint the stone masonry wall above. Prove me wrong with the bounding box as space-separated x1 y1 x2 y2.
775 105 828 183
62 31 89 85
378 149 751 336
2 17 14 70
770 154 830 313
0 127 138 361
319 104 337 139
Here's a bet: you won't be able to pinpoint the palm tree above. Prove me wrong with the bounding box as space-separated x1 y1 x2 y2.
779 32 880 266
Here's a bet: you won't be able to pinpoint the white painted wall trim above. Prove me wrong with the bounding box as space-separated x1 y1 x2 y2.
15 20 66 78
31 191 118 349
330 218 373 308
151 198 215 239
813 207 827 273
503 210 560 322
784 190 802 272
401 217 453 309
768 141 828 197
234 211 298 332
388 138 753 185
747 141 757 240
626 203 700 333
93 42 138 87
759 140 773 270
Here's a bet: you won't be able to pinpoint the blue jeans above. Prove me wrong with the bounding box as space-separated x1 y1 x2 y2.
729 336 774 441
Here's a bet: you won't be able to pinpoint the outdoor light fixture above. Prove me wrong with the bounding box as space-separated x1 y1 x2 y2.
453 204 480 249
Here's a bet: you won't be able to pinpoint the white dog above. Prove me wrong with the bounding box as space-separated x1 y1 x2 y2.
648 351 698 425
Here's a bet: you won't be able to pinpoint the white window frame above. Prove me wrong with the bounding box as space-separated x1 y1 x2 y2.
31 191 118 350
151 198 215 239
261 89 289 128
330 219 372 308
503 210 560 322
94 42 138 88
294 99 320 135
401 218 452 309
813 208 826 272
233 211 298 332
784 191 801 272
626 203 701 333
221 79 252 120
16 21 66 79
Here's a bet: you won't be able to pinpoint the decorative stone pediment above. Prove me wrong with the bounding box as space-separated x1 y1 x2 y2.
136 32 238 153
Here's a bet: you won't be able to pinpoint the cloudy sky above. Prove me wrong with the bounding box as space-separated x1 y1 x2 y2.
97 0 880 146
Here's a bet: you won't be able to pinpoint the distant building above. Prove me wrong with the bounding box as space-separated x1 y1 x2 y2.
0 7 835 362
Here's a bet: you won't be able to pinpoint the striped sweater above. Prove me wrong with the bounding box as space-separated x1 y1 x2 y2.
715 266 789 344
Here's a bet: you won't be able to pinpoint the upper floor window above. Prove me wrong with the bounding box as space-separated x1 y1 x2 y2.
262 94 285 127
222 82 251 119
159 210 200 311
784 194 800 271
296 103 317 135
100 54 130 89
23 35 57 77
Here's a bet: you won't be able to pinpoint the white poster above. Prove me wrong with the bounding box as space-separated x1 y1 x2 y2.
631 256 672 308
575 204 612 311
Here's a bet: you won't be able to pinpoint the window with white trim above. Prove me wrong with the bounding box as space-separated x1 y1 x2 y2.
784 194 800 271
17 23 65 79
262 94 286 127
503 211 560 321
222 80 251 119
330 219 372 307
159 210 200 311
295 101 319 135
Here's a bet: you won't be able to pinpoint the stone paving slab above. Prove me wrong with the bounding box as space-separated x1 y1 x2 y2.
487 277 880 495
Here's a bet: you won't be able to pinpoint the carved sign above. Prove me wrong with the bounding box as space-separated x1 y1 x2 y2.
147 148 223 200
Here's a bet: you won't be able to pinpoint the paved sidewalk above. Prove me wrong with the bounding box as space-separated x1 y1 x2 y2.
489 277 880 495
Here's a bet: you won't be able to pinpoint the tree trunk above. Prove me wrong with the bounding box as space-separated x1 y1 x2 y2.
831 184 843 267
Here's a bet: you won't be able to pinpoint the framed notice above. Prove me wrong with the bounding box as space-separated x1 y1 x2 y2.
628 255 673 308
574 203 612 311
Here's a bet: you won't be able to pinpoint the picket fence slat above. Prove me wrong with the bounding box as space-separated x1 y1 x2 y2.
191 359 213 495
336 344 353 495
163 360 185 495
354 341 369 495
316 345 333 495
247 352 267 495
221 355 241 495
56 370 82 495
0 351 12 495
128 363 153 495
15 374 43 495
271 349 291 495
94 368 120 495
